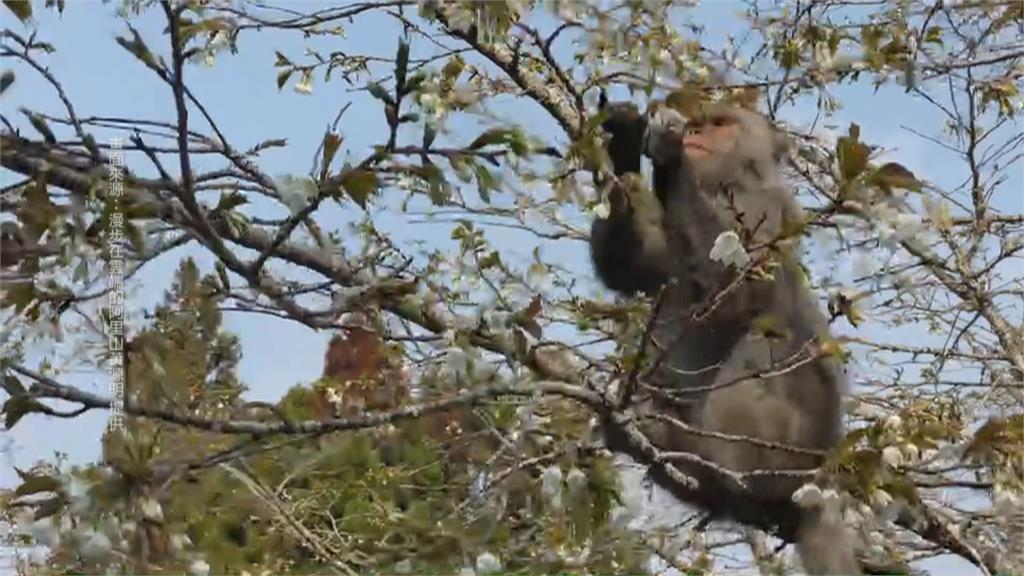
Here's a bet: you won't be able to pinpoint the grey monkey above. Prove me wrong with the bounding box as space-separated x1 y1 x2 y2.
590 98 858 575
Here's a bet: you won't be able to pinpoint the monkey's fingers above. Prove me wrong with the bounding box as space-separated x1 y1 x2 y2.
647 104 687 132
606 182 632 215
644 106 687 163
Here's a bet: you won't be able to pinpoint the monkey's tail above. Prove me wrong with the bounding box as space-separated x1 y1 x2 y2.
795 507 860 575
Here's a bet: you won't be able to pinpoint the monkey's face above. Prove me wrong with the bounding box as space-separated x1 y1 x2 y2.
683 106 780 187
642 103 747 182
640 102 783 188
683 113 740 161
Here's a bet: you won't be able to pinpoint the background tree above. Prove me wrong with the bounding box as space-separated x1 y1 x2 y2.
1 1 1021 574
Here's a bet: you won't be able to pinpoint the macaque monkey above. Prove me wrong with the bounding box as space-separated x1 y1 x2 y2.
317 311 410 417
590 96 859 575
316 312 472 452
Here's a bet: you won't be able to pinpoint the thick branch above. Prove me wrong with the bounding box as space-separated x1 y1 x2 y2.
11 363 598 437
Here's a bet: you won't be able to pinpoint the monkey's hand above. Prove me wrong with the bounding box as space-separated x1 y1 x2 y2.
618 173 660 218
644 105 687 166
601 179 630 218
601 173 653 218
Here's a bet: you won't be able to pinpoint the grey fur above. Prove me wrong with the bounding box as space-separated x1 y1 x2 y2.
590 101 859 575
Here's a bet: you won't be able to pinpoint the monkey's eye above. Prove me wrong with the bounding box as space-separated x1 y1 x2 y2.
710 116 727 127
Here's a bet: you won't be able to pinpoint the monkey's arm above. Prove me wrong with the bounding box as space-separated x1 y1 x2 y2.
589 98 672 296
589 179 672 296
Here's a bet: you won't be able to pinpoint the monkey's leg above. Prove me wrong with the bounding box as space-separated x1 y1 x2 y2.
699 337 860 575
697 335 807 473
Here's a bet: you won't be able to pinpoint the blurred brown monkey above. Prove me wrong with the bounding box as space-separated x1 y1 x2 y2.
316 312 481 465
316 311 410 417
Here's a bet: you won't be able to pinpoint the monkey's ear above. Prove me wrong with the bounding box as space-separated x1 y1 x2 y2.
645 103 687 132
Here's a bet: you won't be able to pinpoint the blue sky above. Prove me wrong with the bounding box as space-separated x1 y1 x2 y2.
1 3 1016 573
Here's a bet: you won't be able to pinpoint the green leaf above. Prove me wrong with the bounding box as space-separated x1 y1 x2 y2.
478 250 501 270
473 163 498 203
883 476 921 505
515 295 543 339
965 415 1023 462
320 132 343 178
404 71 427 94
836 123 870 181
861 25 883 55
340 169 378 209
752 313 790 341
449 154 473 183
870 162 922 193
440 55 466 93
418 163 450 206
395 38 410 91
215 261 231 292
31 41 55 54
1 374 25 396
422 123 437 149
177 19 203 45
81 133 99 156
0 70 14 95
1 281 38 318
14 471 61 496
468 128 512 150
24 110 56 144
818 338 850 361
276 68 293 90
115 29 160 73
4 395 45 429
776 38 802 69
215 191 248 212
223 210 250 238
4 0 32 22
274 51 292 67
